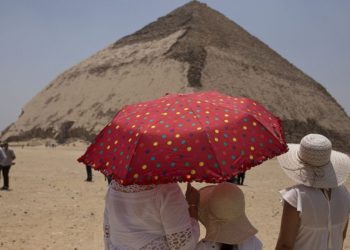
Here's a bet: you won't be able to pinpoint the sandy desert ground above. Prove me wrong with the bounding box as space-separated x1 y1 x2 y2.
0 145 349 250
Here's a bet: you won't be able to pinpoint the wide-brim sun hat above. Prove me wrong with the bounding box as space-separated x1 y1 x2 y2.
277 134 350 188
198 183 257 245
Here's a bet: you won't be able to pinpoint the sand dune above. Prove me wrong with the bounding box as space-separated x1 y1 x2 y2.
0 145 349 249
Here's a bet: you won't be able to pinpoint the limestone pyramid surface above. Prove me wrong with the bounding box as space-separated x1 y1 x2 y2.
2 1 350 151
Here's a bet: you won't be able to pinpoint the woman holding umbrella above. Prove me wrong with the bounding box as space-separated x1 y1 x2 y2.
275 134 350 250
103 180 200 250
78 91 288 250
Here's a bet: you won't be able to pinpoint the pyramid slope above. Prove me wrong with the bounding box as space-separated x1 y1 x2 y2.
1 1 350 151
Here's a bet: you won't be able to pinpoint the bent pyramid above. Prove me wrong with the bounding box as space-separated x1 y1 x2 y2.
2 1 350 151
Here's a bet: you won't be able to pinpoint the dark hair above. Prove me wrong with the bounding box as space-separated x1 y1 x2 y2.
220 243 238 250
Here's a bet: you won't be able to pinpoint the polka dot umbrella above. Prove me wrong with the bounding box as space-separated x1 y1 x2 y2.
78 91 288 185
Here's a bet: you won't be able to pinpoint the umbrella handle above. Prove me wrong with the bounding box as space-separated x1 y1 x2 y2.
186 183 199 206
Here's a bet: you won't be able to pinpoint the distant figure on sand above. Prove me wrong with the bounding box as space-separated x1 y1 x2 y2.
105 175 112 185
227 171 245 185
103 180 199 249
192 182 262 250
237 171 246 185
85 165 92 182
0 142 16 190
275 134 350 250
0 142 5 180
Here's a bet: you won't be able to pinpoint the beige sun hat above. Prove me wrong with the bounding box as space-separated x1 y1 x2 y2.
198 182 257 245
277 134 350 188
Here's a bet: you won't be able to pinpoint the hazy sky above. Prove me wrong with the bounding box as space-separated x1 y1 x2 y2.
1 0 349 131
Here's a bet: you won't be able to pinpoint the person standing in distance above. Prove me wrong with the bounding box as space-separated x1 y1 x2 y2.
0 142 16 190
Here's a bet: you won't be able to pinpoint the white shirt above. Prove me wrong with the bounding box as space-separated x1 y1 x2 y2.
104 181 199 250
0 148 15 166
195 235 262 250
280 184 350 250
0 148 5 166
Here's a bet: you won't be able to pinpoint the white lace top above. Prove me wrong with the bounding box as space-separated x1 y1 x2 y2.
104 181 200 250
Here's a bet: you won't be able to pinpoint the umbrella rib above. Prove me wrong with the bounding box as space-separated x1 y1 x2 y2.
187 99 225 179
200 97 288 169
126 98 181 180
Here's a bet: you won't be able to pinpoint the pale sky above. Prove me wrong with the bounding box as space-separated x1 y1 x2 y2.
1 0 349 131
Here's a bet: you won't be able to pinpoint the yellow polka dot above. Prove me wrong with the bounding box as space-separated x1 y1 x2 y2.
253 102 257 106
250 146 255 151
162 112 168 116
191 170 196 175
252 122 257 126
136 115 141 118
197 127 202 131
114 140 119 144
196 101 201 104
205 111 210 114
115 125 120 129
154 176 159 180
214 137 219 142
224 114 229 117
187 147 192 152
175 134 180 138
167 141 173 145
184 108 189 111
107 145 111 150
128 138 132 143
106 162 110 166
243 126 248 130
166 103 171 106
133 173 139 179
250 155 254 160
153 142 159 146
232 137 237 142
151 125 156 129
142 165 147 170
132 125 136 128
199 162 205 167
240 101 244 104
145 112 150 115
135 133 139 137
176 112 181 115
215 129 219 134
224 120 229 123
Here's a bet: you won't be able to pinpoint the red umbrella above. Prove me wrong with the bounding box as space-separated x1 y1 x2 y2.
78 91 288 185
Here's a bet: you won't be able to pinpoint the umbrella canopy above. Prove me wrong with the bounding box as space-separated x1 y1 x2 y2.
78 91 288 185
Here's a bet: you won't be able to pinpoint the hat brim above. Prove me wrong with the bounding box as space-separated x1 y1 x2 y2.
198 185 257 245
277 144 350 188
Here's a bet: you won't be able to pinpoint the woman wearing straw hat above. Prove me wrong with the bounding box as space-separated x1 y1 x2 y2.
275 134 350 250
194 182 262 250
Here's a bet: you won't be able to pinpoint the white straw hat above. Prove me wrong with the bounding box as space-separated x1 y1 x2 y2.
277 134 350 188
198 183 257 245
